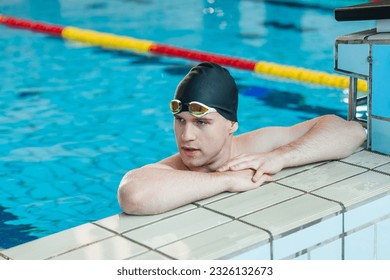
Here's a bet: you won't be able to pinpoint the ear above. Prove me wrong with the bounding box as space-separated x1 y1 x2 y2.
229 121 238 134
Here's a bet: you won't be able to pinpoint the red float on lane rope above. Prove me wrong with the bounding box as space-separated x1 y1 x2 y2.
150 44 257 71
0 15 63 36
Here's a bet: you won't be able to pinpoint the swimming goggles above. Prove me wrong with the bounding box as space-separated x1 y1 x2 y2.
170 99 217 117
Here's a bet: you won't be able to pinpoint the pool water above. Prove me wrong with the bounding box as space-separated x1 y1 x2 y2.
0 0 371 249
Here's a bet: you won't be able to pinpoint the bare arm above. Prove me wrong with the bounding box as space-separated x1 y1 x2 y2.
117 160 271 215
271 114 366 167
219 114 366 181
118 115 365 215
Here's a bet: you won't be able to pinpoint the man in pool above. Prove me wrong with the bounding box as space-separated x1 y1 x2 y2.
118 62 366 215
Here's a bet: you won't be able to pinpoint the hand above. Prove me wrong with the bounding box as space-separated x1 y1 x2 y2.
222 169 273 193
217 152 284 182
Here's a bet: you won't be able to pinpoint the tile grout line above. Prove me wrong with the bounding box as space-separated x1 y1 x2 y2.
202 191 345 252
143 220 233 252
88 222 177 260
118 234 176 260
272 161 330 181
198 205 275 259
277 168 370 194
339 150 390 170
371 168 390 176
45 235 116 260
116 207 235 258
113 206 201 236
200 204 275 258
280 232 345 260
343 213 390 238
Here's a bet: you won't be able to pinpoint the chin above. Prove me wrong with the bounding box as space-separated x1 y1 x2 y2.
181 156 206 170
182 157 216 172
182 159 201 169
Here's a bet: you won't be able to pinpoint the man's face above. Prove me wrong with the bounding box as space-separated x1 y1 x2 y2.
173 111 235 171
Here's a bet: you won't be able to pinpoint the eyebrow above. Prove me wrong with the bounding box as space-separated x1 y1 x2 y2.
195 117 213 121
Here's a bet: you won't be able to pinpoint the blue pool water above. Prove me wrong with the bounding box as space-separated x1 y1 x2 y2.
0 0 372 249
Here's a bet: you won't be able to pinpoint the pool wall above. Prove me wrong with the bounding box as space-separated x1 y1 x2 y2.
1 148 389 260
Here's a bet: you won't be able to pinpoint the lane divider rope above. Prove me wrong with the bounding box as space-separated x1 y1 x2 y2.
0 14 367 92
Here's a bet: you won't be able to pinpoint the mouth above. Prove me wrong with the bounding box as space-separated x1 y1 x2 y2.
181 146 200 156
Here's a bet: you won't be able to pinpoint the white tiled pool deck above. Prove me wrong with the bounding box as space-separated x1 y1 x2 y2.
1 148 389 260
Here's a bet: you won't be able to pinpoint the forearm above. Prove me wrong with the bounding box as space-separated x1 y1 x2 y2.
118 167 229 215
275 115 366 169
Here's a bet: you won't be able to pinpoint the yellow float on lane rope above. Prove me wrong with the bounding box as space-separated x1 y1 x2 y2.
61 27 155 53
254 61 367 92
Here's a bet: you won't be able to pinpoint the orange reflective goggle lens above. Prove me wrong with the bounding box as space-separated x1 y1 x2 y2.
170 99 217 117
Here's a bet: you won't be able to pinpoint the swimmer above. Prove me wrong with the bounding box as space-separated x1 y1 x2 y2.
118 62 366 215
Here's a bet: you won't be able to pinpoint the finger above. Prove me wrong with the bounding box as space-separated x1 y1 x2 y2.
252 169 264 182
254 174 273 185
229 160 258 171
218 154 263 172
217 157 250 171
216 165 228 172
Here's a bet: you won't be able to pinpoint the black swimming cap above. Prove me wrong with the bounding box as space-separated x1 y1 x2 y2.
174 62 238 122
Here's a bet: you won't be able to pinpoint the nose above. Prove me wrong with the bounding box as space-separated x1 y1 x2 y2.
181 123 196 142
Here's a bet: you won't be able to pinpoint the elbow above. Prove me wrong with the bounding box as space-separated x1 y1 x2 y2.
117 181 142 215
325 114 367 149
339 121 367 158
117 171 148 215
350 120 367 150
